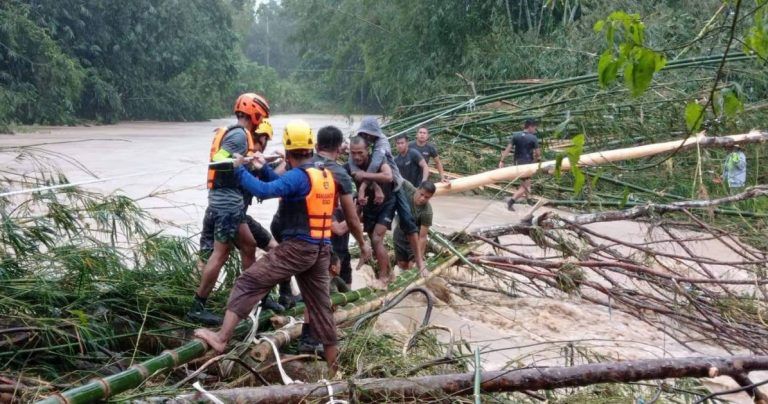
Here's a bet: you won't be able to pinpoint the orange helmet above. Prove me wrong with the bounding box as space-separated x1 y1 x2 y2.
234 93 270 126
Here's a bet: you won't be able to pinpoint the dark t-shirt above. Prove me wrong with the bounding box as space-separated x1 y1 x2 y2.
343 161 393 214
312 154 354 195
409 141 438 164
394 149 425 187
509 131 539 164
330 207 349 253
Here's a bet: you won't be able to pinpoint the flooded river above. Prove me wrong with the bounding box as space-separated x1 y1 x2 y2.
1 116 760 401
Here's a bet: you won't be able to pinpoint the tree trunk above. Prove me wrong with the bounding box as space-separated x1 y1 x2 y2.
169 355 768 403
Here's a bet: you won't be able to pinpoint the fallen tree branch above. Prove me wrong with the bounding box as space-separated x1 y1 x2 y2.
472 185 768 238
168 355 768 403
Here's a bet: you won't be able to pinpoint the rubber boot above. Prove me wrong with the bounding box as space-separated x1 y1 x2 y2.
186 297 222 326
297 323 324 355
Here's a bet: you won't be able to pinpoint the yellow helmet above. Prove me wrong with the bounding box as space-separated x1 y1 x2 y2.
283 120 314 151
255 118 273 140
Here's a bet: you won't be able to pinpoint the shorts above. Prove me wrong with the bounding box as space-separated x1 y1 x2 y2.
393 228 413 263
198 207 247 258
363 197 395 234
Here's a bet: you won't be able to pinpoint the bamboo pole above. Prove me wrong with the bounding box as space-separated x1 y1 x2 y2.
437 130 768 195
36 247 466 404
168 355 768 403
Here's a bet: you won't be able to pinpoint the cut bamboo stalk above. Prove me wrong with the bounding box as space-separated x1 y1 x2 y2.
437 130 768 195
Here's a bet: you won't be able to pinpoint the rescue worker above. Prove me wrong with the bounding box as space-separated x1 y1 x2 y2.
409 126 448 183
187 93 270 325
194 120 347 375
499 118 541 211
198 119 278 267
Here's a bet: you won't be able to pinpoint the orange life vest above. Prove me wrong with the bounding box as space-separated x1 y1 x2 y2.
277 165 336 240
206 125 256 190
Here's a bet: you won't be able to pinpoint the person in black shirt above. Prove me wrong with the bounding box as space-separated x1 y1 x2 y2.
394 134 429 187
498 119 541 210
409 126 448 183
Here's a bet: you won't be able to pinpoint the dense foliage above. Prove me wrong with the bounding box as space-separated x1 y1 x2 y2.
0 0 277 127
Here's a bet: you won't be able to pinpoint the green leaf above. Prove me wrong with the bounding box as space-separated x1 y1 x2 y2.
722 89 744 117
554 155 564 180
684 101 705 132
593 20 605 32
598 51 619 88
624 48 658 97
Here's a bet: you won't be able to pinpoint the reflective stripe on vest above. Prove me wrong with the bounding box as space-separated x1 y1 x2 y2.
304 167 336 240
206 125 255 189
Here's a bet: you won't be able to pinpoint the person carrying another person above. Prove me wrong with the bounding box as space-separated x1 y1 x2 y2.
498 118 541 211
188 93 270 326
346 136 396 288
195 120 361 376
395 181 436 272
410 126 448 183
395 134 429 187
349 117 428 277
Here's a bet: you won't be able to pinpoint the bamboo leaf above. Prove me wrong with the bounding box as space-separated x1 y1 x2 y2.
684 101 704 132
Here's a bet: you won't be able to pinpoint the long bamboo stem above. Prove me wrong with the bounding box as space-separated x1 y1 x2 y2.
437 130 768 195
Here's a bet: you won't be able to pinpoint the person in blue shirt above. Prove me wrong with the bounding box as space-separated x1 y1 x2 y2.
194 120 364 376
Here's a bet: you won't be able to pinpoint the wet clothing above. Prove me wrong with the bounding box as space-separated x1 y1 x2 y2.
395 149 425 187
208 206 245 244
723 151 747 188
199 208 272 259
235 163 334 245
393 181 433 262
227 239 335 345
409 141 438 165
312 154 355 196
229 161 338 345
508 131 539 164
350 117 404 186
351 117 418 235
345 161 395 234
208 128 249 212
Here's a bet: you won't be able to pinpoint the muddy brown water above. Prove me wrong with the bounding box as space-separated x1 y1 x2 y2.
1 116 761 401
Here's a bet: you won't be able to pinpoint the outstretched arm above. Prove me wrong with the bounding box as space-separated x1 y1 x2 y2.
499 143 512 168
